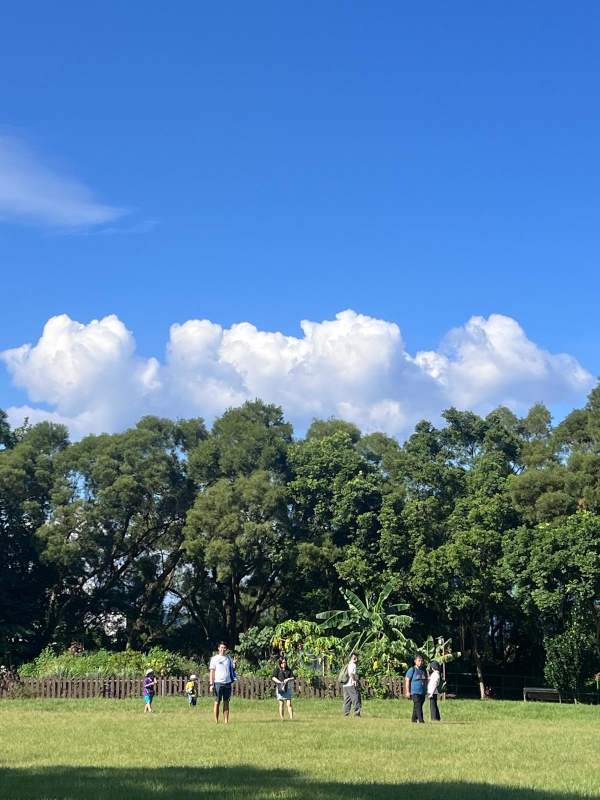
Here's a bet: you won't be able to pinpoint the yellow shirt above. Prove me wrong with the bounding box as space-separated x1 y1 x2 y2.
185 680 198 697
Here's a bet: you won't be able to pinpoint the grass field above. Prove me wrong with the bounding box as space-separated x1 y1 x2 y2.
0 697 599 799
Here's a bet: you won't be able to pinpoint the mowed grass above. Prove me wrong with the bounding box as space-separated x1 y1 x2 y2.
0 697 599 799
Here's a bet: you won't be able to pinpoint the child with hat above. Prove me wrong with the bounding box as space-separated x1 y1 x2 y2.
186 674 198 707
143 669 158 713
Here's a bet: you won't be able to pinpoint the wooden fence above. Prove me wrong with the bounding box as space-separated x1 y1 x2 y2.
1 676 404 700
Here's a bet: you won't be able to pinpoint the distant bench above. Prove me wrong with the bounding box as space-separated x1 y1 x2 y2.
523 687 562 703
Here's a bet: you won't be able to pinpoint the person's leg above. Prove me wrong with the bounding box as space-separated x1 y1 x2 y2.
279 699 284 719
343 687 352 716
415 693 425 722
411 696 418 722
353 687 362 717
287 699 294 720
223 700 230 724
213 701 220 723
430 695 440 721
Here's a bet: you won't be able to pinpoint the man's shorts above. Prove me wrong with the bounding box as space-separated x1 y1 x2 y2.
213 682 232 702
144 695 153 704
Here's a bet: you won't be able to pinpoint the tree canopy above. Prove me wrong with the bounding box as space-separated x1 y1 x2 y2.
2 390 600 693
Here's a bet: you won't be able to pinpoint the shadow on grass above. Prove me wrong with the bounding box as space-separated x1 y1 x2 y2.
0 767 593 800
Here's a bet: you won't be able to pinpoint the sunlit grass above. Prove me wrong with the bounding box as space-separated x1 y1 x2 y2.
0 697 599 799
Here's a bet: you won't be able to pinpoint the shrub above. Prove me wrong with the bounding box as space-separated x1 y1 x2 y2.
544 626 598 697
19 647 197 678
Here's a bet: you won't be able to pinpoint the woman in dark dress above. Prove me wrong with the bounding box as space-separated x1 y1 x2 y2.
272 657 295 720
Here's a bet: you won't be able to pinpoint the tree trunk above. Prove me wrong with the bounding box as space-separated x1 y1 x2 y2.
469 624 486 700
223 579 238 648
127 546 184 650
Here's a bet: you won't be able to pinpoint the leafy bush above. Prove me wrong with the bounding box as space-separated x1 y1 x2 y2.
19 647 198 678
236 626 276 665
544 626 598 697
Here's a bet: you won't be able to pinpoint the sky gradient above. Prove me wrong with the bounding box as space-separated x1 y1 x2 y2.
1 1 599 437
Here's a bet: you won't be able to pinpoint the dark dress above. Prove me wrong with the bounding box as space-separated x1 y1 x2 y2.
273 667 295 699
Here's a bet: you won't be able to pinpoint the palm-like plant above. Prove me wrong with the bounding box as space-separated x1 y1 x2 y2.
316 579 413 655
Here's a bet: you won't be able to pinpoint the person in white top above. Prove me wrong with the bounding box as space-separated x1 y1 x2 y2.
342 653 361 717
427 660 441 721
209 642 236 724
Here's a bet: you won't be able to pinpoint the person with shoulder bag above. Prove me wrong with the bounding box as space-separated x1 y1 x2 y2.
272 657 295 720
209 642 237 724
342 653 361 717
404 653 427 723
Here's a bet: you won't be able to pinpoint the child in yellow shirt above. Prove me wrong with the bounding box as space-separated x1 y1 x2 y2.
186 674 198 707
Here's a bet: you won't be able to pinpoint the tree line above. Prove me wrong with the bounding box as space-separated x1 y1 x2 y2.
2 389 600 696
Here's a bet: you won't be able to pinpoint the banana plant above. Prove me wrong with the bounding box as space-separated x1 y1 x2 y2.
417 635 460 665
316 578 413 656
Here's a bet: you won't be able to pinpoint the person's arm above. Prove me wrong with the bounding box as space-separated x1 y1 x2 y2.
209 667 215 688
404 668 412 698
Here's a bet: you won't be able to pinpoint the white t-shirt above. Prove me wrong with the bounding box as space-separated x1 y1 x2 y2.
345 661 357 688
209 654 232 684
427 670 440 696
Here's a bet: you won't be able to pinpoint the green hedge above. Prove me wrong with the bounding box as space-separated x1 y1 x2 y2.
19 647 200 678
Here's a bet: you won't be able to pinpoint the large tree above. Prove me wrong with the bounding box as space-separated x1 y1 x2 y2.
37 416 203 649
0 418 68 663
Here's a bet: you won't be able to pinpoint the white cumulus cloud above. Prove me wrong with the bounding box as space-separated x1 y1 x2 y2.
414 314 592 409
0 133 126 229
0 310 593 439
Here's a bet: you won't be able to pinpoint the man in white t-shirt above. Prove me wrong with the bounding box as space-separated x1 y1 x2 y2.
209 642 236 724
342 653 361 717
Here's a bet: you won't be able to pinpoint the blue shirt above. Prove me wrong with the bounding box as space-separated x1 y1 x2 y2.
406 666 427 695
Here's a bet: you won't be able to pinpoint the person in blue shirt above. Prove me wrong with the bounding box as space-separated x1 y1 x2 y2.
404 654 428 723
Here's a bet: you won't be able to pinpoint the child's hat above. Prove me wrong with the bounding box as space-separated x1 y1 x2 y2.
146 668 154 675
190 674 197 680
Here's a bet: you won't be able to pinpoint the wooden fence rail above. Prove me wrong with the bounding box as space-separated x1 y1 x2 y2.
1 676 404 700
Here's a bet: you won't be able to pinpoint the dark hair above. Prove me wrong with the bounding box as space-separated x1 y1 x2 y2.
351 652 358 659
218 641 228 648
414 653 424 662
278 657 288 667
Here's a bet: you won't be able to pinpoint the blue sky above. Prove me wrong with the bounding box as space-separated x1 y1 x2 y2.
1 1 599 438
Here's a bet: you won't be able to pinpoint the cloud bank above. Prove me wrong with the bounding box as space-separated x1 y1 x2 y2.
0 133 126 229
1 310 593 439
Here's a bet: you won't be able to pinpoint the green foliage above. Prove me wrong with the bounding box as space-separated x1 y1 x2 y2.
415 635 460 665
19 647 195 678
5 383 600 689
317 579 413 656
272 619 344 675
544 624 598 696
237 626 276 665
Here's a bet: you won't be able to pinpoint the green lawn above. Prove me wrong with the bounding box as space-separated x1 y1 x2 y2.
0 697 599 799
